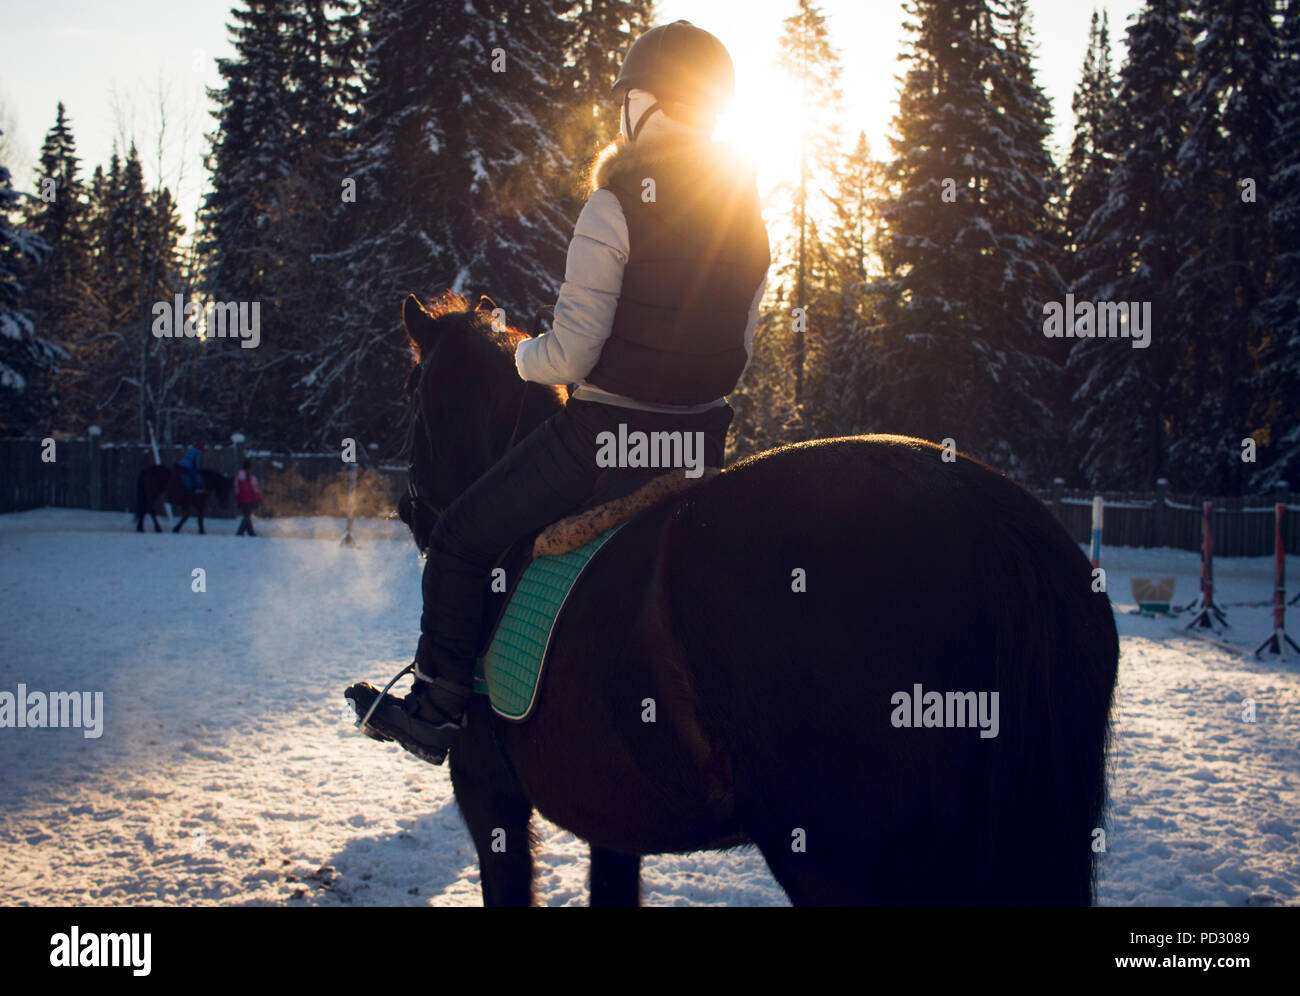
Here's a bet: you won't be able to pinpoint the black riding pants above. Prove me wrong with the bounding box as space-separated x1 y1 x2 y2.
415 396 733 693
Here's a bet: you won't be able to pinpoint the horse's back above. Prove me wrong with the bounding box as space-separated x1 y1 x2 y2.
658 435 1117 903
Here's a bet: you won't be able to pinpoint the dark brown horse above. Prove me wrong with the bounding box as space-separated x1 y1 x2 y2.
388 292 1119 906
135 466 232 534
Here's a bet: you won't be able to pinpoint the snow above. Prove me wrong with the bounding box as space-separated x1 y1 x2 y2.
1 508 1296 906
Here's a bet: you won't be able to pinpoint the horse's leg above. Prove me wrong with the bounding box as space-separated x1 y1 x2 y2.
173 511 188 533
588 847 640 907
448 699 534 907
197 499 206 535
749 830 868 906
152 512 162 532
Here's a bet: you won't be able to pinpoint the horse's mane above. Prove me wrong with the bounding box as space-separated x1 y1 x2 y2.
419 290 528 354
413 291 567 406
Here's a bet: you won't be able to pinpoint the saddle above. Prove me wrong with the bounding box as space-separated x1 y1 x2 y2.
473 467 718 720
533 466 719 558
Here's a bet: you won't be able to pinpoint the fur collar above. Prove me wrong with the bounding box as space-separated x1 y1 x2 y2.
590 134 752 194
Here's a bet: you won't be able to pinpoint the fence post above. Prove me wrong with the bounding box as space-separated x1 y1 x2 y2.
1255 502 1299 656
87 426 102 511
230 432 244 478
1152 478 1170 548
1048 477 1063 525
1186 499 1228 631
340 462 358 547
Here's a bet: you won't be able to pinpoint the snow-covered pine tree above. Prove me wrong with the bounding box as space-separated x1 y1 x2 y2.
245 0 364 449
558 0 655 191
22 103 89 336
0 131 59 433
777 0 843 411
981 0 1068 476
868 0 1063 479
74 144 185 441
1069 0 1193 489
802 131 887 439
1170 0 1281 493
313 0 576 452
1064 9 1117 287
200 0 295 308
729 0 844 450
1256 0 1300 488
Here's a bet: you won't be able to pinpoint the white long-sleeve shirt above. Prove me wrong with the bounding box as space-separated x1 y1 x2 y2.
515 188 767 414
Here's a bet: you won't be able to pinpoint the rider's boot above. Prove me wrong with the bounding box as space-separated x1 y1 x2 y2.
345 671 471 766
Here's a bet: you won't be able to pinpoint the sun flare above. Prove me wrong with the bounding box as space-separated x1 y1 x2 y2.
715 64 807 191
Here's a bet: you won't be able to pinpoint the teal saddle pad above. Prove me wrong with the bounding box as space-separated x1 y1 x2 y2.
473 524 623 721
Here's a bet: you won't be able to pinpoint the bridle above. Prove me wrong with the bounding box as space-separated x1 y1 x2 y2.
402 307 550 530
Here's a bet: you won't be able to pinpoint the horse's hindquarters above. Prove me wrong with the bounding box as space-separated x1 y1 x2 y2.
662 438 1117 904
498 437 1117 904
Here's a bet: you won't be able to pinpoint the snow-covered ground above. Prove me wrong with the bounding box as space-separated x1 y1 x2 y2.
0 508 1295 906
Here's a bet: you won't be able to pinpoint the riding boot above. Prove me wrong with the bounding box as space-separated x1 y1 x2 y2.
345 669 472 765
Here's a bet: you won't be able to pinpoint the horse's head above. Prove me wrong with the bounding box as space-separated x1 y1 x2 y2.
398 292 564 552
201 468 234 506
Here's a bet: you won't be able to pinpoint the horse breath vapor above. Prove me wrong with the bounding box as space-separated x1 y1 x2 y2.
49 927 151 976
0 685 103 738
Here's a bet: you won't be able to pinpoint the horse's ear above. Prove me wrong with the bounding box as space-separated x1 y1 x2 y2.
476 295 496 313
402 294 439 352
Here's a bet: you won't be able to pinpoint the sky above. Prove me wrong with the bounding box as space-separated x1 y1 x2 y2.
1 0 1146 231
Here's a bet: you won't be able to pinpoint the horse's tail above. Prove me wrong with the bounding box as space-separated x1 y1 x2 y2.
981 488 1119 905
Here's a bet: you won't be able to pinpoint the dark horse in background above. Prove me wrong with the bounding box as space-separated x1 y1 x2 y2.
391 292 1119 906
135 466 232 534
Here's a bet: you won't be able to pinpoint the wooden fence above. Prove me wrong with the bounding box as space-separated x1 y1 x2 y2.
0 436 408 519
1040 481 1300 557
2 436 1295 555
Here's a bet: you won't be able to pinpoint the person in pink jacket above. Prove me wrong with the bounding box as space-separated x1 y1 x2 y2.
234 459 262 537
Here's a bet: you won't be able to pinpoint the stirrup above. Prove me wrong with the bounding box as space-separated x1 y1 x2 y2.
355 662 414 738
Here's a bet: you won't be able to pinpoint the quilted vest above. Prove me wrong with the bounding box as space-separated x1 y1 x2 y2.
586 143 770 406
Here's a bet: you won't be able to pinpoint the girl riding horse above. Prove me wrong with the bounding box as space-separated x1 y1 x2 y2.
347 21 770 764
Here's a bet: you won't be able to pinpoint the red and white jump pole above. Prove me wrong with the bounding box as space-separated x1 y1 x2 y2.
1186 500 1228 631
1254 503 1298 657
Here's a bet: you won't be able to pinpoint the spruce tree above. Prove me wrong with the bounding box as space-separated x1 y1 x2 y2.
314 0 576 452
982 0 1068 475
201 0 294 307
0 133 60 432
559 0 655 189
1170 0 1280 493
1064 10 1117 286
868 0 1063 478
777 0 843 410
69 144 185 441
23 102 89 334
1069 0 1193 489
803 131 887 439
254 0 364 448
1257 0 1300 487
